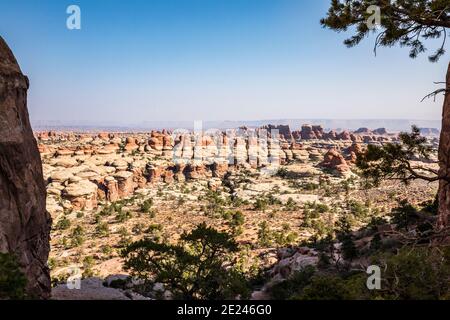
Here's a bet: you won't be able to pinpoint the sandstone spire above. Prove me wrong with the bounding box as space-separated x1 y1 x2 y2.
0 36 51 298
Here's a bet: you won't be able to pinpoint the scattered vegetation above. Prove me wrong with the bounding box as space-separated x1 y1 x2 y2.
0 253 27 300
55 216 71 230
122 223 251 299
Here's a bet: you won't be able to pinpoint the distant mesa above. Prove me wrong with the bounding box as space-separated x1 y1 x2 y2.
373 128 388 135
419 128 440 136
354 127 371 134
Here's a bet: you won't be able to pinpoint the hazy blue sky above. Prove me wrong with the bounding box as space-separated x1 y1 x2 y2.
0 0 448 124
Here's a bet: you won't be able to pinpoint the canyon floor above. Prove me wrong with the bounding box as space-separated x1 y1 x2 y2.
36 128 439 298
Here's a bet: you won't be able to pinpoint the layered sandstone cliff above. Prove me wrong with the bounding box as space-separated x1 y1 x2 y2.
0 37 51 298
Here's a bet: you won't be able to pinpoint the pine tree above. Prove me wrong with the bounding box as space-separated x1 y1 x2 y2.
321 1 450 230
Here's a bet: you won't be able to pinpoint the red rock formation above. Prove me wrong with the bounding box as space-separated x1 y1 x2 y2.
163 134 173 149
98 132 109 140
174 163 186 182
56 148 75 156
345 143 364 164
184 164 211 180
300 125 317 140
337 130 351 140
113 171 135 198
324 130 337 140
163 168 174 183
211 162 229 178
147 165 164 183
0 37 51 298
124 137 138 152
320 148 350 174
148 136 163 151
63 179 98 211
104 176 119 202
261 125 294 141
299 125 328 140
312 125 324 139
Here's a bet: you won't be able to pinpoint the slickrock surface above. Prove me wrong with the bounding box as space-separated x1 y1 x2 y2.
52 277 149 300
0 37 51 298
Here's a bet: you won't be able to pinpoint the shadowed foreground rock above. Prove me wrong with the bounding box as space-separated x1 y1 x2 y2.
0 37 51 298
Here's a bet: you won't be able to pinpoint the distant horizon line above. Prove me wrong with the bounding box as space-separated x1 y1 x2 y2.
31 118 442 132
32 117 442 124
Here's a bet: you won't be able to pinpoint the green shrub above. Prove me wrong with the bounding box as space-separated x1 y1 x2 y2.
269 266 316 300
82 256 95 278
298 275 356 300
347 200 370 218
266 193 282 206
230 211 245 227
284 197 298 211
257 221 273 247
0 253 27 299
140 199 153 213
371 246 450 300
48 257 57 270
272 224 298 247
122 223 250 300
337 217 358 261
117 226 129 237
70 226 85 247
96 221 110 237
144 224 164 241
268 245 450 300
231 196 249 207
229 211 245 236
116 209 132 223
390 200 419 230
99 205 115 216
304 201 329 214
200 190 228 217
132 223 146 235
101 245 113 256
254 198 268 211
276 167 289 178
55 216 71 230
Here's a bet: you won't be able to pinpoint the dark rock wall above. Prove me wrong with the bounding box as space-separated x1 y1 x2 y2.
0 37 51 298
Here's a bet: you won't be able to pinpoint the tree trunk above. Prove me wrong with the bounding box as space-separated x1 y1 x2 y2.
438 62 450 231
0 37 51 298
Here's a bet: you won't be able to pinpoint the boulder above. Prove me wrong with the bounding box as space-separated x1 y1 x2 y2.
104 176 119 202
210 161 229 178
300 125 316 140
63 179 98 210
320 148 350 174
51 277 149 300
113 171 135 198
